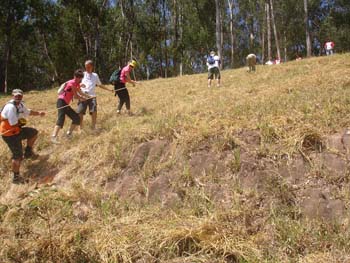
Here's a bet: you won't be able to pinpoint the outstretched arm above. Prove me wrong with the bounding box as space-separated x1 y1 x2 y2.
98 84 114 92
29 110 45 117
126 73 137 86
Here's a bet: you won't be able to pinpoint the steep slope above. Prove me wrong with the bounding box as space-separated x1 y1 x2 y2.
1 54 350 262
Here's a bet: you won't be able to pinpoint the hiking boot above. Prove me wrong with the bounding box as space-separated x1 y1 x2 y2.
51 136 60 144
24 147 39 160
12 173 28 184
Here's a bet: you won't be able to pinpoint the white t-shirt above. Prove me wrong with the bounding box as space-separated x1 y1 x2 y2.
207 55 221 70
1 100 30 126
81 72 102 96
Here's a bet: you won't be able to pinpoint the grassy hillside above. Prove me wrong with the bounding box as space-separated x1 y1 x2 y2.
1 54 350 262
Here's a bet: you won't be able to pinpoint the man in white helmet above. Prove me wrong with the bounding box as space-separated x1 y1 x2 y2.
0 89 45 184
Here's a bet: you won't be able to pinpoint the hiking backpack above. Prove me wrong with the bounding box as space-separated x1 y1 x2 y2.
109 69 121 85
207 55 216 65
57 82 67 95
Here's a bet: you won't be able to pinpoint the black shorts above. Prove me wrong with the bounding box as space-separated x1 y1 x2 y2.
77 98 97 115
208 67 221 80
2 127 38 160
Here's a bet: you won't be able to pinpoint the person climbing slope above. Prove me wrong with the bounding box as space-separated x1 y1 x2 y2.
207 51 221 88
113 60 138 115
0 89 46 184
246 54 257 72
78 60 113 130
51 69 91 144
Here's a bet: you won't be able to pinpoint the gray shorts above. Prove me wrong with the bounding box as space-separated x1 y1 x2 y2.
208 67 221 80
77 98 97 115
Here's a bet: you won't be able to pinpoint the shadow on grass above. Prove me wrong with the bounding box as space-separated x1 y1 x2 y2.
24 154 59 185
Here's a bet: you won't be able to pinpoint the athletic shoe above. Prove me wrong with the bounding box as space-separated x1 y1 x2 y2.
12 174 28 184
51 136 60 144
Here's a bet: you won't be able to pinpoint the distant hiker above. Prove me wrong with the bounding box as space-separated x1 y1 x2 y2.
51 69 92 144
274 57 281 64
207 51 221 88
324 40 335 56
113 60 138 115
78 60 112 130
0 89 45 184
246 54 257 72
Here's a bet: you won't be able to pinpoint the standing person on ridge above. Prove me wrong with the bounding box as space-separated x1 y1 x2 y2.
246 54 257 72
206 51 221 88
78 60 113 130
51 69 91 144
324 40 335 56
114 60 138 115
0 89 46 184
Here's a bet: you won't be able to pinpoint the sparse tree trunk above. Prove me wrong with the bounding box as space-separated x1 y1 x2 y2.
172 0 179 76
3 10 13 93
266 2 272 61
78 11 89 57
4 47 10 93
304 0 312 57
179 4 183 76
270 0 281 60
283 31 287 62
215 0 222 69
261 2 266 64
40 32 59 83
163 0 168 78
228 0 235 67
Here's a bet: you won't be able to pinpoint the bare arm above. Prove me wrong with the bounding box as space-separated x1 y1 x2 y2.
74 87 91 101
29 110 45 117
126 73 137 86
98 84 114 92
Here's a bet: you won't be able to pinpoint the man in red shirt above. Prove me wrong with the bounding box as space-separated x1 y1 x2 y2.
114 60 138 115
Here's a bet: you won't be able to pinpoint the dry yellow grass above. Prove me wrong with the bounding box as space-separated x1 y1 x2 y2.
1 54 350 262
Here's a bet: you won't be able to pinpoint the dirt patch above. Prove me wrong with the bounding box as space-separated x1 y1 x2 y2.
278 156 308 184
104 132 350 221
105 140 170 200
189 151 226 177
300 188 346 221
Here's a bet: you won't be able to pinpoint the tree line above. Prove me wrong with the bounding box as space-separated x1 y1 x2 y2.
0 0 349 92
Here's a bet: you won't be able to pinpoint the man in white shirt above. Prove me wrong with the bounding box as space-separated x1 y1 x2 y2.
77 60 112 130
1 89 45 184
207 51 221 88
246 54 257 72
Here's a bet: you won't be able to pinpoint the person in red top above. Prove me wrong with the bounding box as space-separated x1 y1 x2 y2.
51 69 91 144
324 40 335 56
114 60 138 115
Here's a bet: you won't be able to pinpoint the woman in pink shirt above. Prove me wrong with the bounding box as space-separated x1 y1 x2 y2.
51 69 91 144
114 60 138 115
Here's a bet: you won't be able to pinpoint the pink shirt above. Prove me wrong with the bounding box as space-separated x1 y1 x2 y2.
120 65 132 84
58 79 80 104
